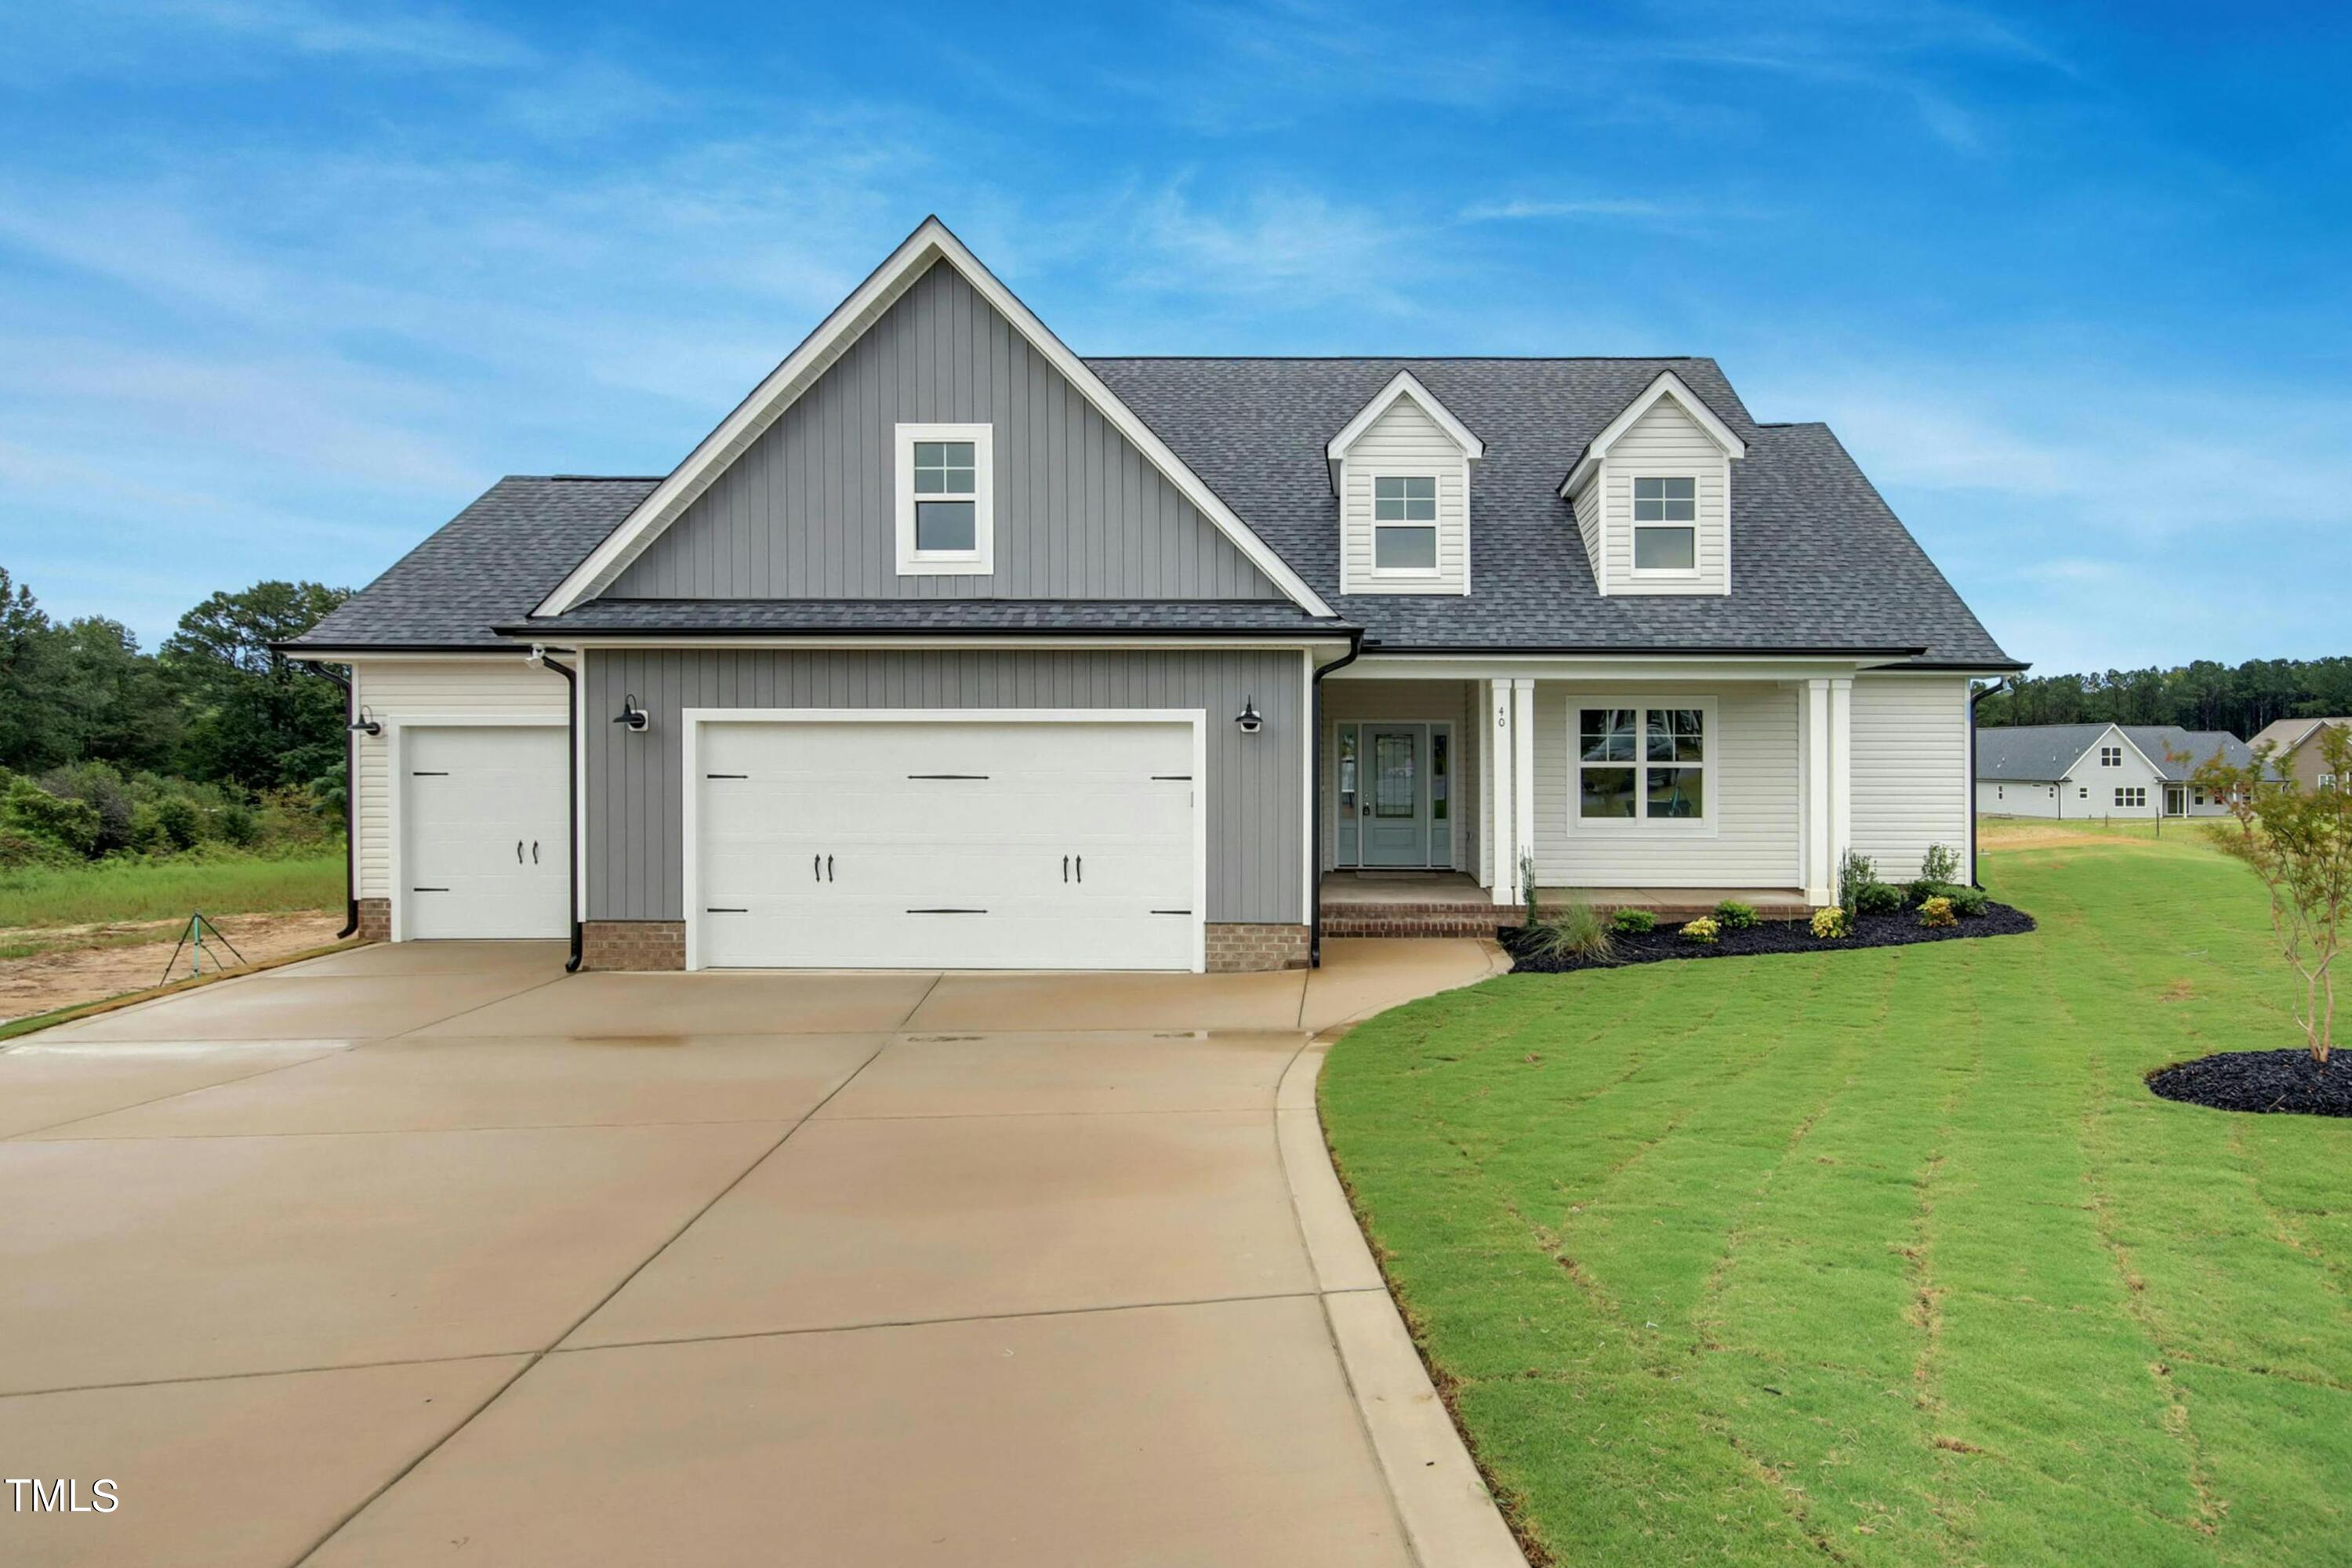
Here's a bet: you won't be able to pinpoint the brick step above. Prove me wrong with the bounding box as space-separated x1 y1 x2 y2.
1323 916 1502 938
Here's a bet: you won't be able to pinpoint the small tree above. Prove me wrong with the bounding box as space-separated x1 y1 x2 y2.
2194 727 2352 1065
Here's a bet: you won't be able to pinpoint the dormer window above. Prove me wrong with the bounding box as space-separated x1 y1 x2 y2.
1632 477 1697 573
1373 476 1439 573
895 423 994 575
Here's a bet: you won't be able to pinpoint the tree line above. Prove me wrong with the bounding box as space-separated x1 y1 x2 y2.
1975 657 2352 739
0 567 350 863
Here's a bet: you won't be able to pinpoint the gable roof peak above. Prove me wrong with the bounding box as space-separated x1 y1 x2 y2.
531 216 1332 620
1559 368 1747 496
1324 368 1486 463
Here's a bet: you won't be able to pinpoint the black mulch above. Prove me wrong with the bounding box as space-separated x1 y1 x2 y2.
1499 902 2036 974
2146 1050 2352 1117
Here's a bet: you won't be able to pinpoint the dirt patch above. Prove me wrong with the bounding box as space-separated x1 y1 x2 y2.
1977 822 2174 851
2159 978 2197 1004
0 910 346 1024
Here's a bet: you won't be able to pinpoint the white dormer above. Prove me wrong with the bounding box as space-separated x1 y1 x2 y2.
1327 371 1483 596
1560 370 1744 597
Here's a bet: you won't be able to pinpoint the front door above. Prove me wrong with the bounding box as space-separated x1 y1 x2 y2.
2165 783 2187 818
1360 724 1428 867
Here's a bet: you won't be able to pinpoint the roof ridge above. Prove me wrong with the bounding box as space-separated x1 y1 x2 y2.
1083 354 1710 363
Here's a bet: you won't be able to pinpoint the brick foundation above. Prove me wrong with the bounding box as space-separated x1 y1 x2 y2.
1205 923 1311 972
355 898 390 942
579 920 687 971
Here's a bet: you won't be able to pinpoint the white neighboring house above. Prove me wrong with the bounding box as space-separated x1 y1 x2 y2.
1975 723 2251 821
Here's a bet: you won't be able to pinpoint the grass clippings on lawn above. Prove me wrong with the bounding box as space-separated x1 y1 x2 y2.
1321 831 2352 1566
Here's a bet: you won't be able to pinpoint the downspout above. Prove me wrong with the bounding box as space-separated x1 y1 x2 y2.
530 645 586 972
303 661 361 939
1968 679 2007 890
1307 632 1365 968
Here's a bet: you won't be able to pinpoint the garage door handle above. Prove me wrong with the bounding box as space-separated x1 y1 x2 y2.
812 853 820 883
532 840 539 864
515 840 524 864
826 855 834 883
1076 855 1083 883
1062 855 1069 883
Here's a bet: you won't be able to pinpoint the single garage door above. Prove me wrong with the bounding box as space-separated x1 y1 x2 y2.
401 725 568 940
692 717 1200 971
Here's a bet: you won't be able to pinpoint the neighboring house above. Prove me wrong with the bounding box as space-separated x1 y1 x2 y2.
284 218 2020 975
2247 717 2351 793
1975 723 2251 819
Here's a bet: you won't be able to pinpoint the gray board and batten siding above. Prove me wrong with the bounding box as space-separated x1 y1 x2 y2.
583 648 1307 927
610 260 1287 604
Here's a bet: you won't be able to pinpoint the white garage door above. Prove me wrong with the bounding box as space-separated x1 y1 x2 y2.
401 725 568 940
692 717 1200 971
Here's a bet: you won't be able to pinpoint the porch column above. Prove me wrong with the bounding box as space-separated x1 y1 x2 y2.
1829 677 1854 888
1804 678 1833 903
1512 678 1537 905
1487 679 1516 906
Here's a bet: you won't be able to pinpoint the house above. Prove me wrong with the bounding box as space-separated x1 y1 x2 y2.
2247 717 2350 793
284 218 2020 974
1975 722 2251 819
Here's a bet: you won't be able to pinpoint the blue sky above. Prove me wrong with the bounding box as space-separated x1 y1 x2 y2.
2 0 2346 674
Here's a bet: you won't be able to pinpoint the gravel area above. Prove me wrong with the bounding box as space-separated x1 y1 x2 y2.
1501 902 2036 974
2146 1049 2352 1117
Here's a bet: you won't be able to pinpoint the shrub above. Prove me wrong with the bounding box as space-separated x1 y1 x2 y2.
1853 880 1904 917
1714 899 1759 931
213 801 260 848
1519 849 1539 931
1610 908 1657 935
1911 880 1989 918
1918 895 1958 928
1837 848 1877 913
1680 916 1720 944
147 795 205 851
1811 906 1852 940
1525 899 1614 964
2 779 102 858
1920 842 1963 884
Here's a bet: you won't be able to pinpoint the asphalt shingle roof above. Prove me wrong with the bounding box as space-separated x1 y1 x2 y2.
1974 724 2253 782
1089 358 2013 665
287 359 2017 666
289 477 656 650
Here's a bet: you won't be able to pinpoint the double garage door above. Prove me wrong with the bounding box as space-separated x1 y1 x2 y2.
692 717 1200 971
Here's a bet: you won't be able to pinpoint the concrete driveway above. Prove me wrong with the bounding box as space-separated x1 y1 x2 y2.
0 939 1519 1566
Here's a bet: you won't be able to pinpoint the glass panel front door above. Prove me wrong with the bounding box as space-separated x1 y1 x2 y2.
1361 724 1429 867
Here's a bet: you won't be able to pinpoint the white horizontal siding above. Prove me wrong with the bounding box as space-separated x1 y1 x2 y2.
1339 396 1471 596
1319 679 1477 872
1976 779 2063 818
1599 399 1730 597
1567 468 1602 586
352 659 569 898
1851 676 1969 881
1530 681 1800 886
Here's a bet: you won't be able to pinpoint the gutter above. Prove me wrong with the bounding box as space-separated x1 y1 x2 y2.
1968 678 2008 887
1308 630 1366 968
528 646 587 972
295 660 361 939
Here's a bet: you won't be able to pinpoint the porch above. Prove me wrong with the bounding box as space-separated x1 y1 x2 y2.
1319 871 1808 938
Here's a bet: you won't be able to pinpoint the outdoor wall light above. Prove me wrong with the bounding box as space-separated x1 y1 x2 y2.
1235 695 1263 735
348 706 382 737
614 694 650 734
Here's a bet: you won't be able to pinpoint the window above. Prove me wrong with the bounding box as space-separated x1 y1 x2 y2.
895 423 993 574
1372 475 1438 572
1576 706 1708 824
1432 728 1449 822
1632 477 1697 572
2079 787 2089 799
2321 773 2340 792
2114 786 2146 808
2193 786 2208 806
2100 746 2122 768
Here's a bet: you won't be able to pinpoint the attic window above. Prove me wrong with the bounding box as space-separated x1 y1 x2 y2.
2100 746 2122 767
1632 477 1697 573
1373 476 1439 573
895 423 993 575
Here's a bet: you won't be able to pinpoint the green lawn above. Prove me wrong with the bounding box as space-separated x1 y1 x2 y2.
0 851 345 931
1321 833 2351 1566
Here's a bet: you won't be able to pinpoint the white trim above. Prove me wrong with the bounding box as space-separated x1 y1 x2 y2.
1335 653 1890 682
894 422 994 575
1559 369 1747 496
1488 679 1515 907
1325 370 1485 463
1367 471 1443 579
1563 695 1720 839
573 649 590 924
1829 677 1853 873
535 218 1334 619
1511 680 1536 890
1628 473 1702 580
505 635 1352 654
679 707 1209 975
384 713 568 944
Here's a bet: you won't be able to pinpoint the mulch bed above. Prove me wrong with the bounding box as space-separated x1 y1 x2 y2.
2146 1050 2352 1117
1499 902 2036 974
